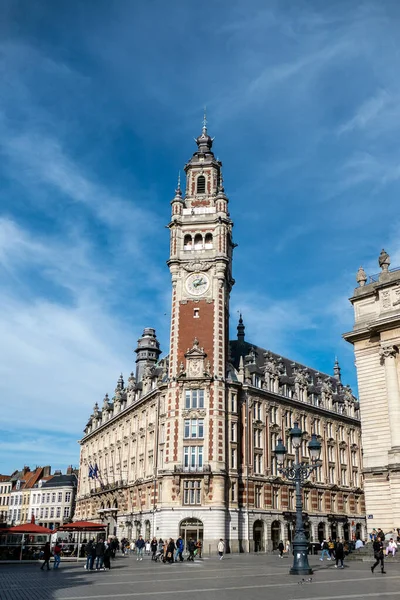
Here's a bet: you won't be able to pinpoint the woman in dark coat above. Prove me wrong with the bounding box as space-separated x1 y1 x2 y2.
335 538 345 568
166 538 175 564
40 541 52 571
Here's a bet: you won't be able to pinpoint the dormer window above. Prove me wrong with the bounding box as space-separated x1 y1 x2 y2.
196 175 206 194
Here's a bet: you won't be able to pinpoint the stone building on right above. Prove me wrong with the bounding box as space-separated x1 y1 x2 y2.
344 249 400 535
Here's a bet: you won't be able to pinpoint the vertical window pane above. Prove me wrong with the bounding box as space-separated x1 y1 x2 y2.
199 420 204 438
185 391 190 409
192 390 198 408
198 447 203 467
184 420 190 438
199 390 204 408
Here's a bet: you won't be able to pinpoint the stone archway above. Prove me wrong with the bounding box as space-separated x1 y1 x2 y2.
355 523 362 540
179 518 203 550
330 522 337 541
253 520 264 552
271 520 281 551
343 522 350 541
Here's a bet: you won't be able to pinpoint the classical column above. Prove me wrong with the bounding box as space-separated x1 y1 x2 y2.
380 344 400 449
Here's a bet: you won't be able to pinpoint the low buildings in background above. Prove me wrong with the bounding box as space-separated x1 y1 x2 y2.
5 465 78 529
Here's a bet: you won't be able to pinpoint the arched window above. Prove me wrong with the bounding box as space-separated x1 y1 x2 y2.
204 233 213 249
194 234 203 250
183 234 192 250
196 175 206 194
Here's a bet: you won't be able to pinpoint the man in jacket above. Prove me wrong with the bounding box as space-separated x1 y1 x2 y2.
95 539 106 571
135 535 145 561
175 536 184 562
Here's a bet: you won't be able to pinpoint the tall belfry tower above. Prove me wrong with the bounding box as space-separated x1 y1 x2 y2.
163 117 235 540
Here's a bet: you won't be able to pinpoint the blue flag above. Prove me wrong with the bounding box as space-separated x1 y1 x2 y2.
88 464 94 479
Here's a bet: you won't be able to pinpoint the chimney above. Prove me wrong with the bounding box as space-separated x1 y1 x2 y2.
67 466 73 475
42 466 51 477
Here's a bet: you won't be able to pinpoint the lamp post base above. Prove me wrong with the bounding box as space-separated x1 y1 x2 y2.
290 542 313 576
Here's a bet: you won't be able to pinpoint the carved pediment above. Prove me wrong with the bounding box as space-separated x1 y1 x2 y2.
185 338 208 378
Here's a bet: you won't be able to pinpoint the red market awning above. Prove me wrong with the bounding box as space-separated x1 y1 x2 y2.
55 520 106 532
6 523 52 534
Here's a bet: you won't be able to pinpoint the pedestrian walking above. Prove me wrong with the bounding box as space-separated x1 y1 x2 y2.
285 540 290 554
328 537 335 559
187 538 196 561
196 539 202 558
175 536 184 562
40 541 52 571
135 535 145 560
145 539 151 555
218 539 225 560
53 542 62 569
371 537 386 574
95 539 106 571
334 538 345 569
278 540 284 558
151 537 158 560
320 539 331 561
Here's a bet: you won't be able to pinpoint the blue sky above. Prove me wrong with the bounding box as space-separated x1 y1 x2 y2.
1 0 400 475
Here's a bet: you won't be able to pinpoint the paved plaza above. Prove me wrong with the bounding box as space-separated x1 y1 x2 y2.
0 553 399 600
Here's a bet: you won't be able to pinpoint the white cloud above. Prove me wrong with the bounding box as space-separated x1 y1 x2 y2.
338 89 393 135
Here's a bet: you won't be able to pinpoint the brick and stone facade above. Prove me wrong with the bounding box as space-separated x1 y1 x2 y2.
344 252 400 535
75 123 365 552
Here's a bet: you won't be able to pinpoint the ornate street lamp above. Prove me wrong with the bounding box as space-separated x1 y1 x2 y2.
275 424 322 575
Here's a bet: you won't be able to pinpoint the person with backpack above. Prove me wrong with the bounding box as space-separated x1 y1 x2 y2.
328 537 335 558
320 539 331 561
175 536 184 562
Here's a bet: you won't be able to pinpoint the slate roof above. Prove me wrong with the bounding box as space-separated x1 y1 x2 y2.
41 474 77 488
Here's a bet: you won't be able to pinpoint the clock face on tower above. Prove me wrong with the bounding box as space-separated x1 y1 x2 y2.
185 272 210 296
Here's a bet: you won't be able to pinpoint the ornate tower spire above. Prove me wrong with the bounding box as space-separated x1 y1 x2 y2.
237 313 245 342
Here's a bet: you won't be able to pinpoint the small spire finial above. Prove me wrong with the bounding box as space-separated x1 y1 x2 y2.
334 357 342 382
202 106 207 133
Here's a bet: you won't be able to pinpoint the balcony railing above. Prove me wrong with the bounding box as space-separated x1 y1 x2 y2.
174 464 211 474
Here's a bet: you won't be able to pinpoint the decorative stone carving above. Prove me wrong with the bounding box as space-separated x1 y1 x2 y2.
379 249 390 272
356 266 367 287
380 344 397 360
381 289 391 310
393 285 400 307
183 261 213 272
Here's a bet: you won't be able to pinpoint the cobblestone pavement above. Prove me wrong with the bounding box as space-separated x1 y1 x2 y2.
0 553 399 600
